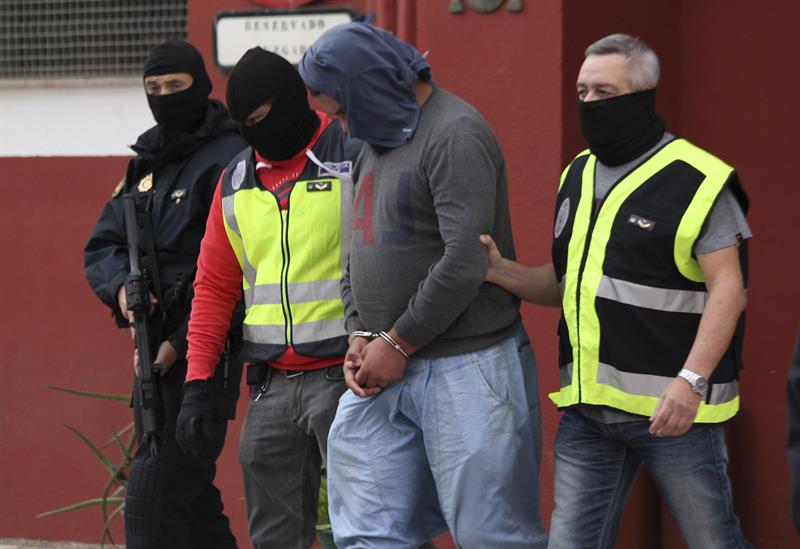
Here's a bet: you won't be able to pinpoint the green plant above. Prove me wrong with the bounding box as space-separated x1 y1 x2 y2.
37 384 134 547
316 468 338 548
317 467 331 531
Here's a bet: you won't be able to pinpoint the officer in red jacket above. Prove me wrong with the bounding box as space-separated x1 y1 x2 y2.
176 48 361 549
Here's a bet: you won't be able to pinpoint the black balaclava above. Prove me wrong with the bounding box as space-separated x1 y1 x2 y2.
577 88 666 166
143 39 212 135
226 47 320 161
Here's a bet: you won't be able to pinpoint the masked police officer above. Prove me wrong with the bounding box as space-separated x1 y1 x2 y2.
175 48 363 549
482 33 751 549
84 39 244 549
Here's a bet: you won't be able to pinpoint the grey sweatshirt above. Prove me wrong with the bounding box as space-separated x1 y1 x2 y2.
343 86 521 357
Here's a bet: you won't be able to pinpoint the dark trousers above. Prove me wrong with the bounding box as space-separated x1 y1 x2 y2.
127 360 237 549
239 365 346 549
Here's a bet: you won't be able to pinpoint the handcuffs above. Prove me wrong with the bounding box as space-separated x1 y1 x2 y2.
350 330 410 360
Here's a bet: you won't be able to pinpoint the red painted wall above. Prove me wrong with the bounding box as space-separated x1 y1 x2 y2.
3 1 798 547
676 2 800 547
0 155 248 543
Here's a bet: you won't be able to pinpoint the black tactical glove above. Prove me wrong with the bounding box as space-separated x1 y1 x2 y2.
176 379 228 465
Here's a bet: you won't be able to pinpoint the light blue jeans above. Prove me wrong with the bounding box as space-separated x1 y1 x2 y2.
548 408 751 549
327 329 547 548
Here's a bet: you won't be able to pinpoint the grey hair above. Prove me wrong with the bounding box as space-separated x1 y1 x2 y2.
585 33 660 90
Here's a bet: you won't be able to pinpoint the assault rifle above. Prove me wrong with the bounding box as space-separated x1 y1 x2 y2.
123 193 164 456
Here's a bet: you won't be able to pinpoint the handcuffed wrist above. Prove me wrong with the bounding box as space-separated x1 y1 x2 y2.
349 330 376 344
378 331 410 360
349 330 410 360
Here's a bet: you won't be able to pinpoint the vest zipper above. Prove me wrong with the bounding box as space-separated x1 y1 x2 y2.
283 196 294 346
274 192 294 347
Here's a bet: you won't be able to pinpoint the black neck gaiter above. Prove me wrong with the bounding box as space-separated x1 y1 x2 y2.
143 39 213 137
147 86 208 136
577 88 666 166
226 47 320 161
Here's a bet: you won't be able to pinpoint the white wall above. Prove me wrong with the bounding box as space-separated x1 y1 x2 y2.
0 83 153 157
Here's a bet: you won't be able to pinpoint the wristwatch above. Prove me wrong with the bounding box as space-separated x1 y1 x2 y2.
677 368 708 399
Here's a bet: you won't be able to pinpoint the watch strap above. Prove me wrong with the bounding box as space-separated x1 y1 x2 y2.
677 368 707 396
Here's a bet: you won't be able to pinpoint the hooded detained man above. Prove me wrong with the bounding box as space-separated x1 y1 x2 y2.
482 34 751 548
298 22 548 548
84 39 244 549
175 47 362 549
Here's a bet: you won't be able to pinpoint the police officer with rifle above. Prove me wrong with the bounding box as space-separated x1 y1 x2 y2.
84 39 245 549
122 193 164 455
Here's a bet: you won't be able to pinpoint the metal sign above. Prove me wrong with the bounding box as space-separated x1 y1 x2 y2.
213 7 356 69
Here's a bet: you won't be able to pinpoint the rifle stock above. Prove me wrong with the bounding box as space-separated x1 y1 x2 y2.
123 194 162 456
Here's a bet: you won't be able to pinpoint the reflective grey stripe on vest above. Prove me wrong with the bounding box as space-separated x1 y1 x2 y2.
243 315 346 346
708 379 739 405
560 362 573 387
597 362 668 397
222 193 258 307
293 318 347 344
289 279 342 303
222 194 240 237
243 259 257 308
249 279 341 307
243 323 286 344
252 283 282 305
595 275 707 314
596 362 738 404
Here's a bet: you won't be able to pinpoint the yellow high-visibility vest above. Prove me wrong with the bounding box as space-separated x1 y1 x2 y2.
550 138 748 423
220 151 353 361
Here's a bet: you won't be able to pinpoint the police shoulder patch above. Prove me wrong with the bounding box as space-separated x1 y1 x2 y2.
232 160 246 191
554 197 570 238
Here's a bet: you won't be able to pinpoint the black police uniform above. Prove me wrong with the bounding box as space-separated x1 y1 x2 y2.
84 99 245 549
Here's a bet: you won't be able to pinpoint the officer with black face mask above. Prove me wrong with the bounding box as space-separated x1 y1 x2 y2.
174 47 363 549
84 39 245 549
482 33 752 549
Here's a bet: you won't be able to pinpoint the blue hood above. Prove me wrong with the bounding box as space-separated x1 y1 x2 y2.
299 22 430 148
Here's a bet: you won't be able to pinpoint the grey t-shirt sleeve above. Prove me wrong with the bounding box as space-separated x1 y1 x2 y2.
340 151 365 334
340 255 365 333
393 118 500 349
693 187 752 255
